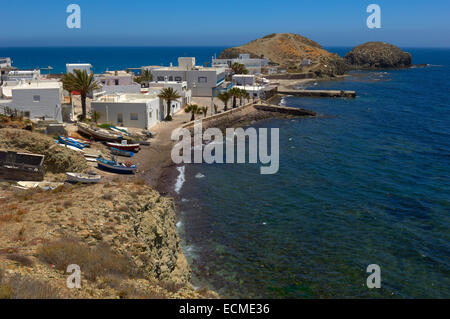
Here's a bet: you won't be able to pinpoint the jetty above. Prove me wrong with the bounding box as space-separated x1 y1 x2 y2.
254 103 316 116
277 89 357 98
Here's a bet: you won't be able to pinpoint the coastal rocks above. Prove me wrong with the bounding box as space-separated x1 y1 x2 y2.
219 33 348 77
0 182 217 298
345 42 412 69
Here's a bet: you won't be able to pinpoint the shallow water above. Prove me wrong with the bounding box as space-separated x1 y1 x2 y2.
177 49 450 298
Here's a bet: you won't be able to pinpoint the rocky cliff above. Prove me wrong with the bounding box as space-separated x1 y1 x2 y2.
0 181 217 298
344 42 412 69
219 33 348 77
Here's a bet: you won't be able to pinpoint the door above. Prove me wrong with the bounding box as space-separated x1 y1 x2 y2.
117 113 123 125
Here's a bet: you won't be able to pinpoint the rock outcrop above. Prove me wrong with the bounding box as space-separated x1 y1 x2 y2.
0 181 218 299
219 33 348 77
344 42 412 69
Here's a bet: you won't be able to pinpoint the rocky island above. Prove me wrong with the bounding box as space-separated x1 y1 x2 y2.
344 42 412 69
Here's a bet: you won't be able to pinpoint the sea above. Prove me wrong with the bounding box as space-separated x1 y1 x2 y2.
2 46 449 298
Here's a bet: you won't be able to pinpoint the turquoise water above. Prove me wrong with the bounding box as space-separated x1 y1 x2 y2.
177 49 450 298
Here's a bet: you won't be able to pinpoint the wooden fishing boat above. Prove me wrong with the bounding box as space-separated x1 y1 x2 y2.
96 156 136 174
58 136 86 150
77 123 121 142
110 126 130 136
68 135 92 147
110 147 134 157
106 142 140 152
0 150 45 181
66 172 102 183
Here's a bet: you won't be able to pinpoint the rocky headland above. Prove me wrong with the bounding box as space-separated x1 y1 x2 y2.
344 42 412 69
219 33 348 77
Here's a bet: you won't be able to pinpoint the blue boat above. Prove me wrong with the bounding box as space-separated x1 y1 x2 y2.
96 156 136 174
58 136 86 150
110 147 134 157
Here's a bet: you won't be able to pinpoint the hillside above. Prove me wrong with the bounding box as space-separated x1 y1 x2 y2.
219 33 348 77
345 42 412 69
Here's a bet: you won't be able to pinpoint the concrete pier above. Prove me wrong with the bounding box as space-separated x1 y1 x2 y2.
278 89 357 98
254 103 316 116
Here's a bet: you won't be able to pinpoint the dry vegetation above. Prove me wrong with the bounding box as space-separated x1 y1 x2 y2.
0 181 218 299
0 128 87 173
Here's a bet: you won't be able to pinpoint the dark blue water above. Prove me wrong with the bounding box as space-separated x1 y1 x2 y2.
177 49 450 298
0 47 225 74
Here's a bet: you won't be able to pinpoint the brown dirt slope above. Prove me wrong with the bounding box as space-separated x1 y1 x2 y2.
219 33 348 77
0 129 87 174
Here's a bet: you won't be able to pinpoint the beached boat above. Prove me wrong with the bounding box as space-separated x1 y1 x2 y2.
68 136 92 147
110 147 134 157
110 126 130 136
17 181 64 190
96 156 137 174
56 142 84 153
66 172 102 183
0 150 45 181
106 142 140 152
58 136 86 150
77 123 122 142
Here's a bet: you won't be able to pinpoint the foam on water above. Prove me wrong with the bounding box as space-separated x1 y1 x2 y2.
174 166 185 194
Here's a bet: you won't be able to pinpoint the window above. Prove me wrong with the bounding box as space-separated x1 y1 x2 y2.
168 76 173 81
24 111 30 118
198 76 207 83
175 76 182 81
157 76 164 81
115 79 119 86
33 95 40 102
130 113 139 121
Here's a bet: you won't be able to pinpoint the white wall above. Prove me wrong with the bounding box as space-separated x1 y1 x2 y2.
91 99 160 129
12 87 62 122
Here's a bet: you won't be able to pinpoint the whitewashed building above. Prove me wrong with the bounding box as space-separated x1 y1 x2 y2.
232 74 255 86
147 80 191 107
212 53 269 75
11 81 63 122
94 70 141 94
66 63 92 74
91 93 163 130
150 57 226 97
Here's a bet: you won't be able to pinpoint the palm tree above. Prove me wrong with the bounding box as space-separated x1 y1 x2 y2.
135 69 152 85
185 104 202 121
231 62 249 75
229 87 242 108
200 106 208 118
91 110 101 124
158 87 181 121
240 89 250 106
62 70 100 121
217 91 231 111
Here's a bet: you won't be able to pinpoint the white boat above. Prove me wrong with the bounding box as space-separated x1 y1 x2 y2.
17 181 64 190
57 143 85 153
66 172 102 183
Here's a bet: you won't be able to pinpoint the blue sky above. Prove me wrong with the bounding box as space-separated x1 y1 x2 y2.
1 0 449 47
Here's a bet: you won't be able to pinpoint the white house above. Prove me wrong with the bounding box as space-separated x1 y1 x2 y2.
91 93 163 130
234 85 267 99
7 70 40 81
94 70 141 94
232 74 255 86
0 58 11 69
11 80 63 122
66 63 92 74
148 80 191 107
150 57 226 97
212 53 269 75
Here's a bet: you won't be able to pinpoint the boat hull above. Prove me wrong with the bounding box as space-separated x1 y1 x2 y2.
77 123 121 142
66 172 101 183
106 143 140 151
97 159 136 174
110 147 134 157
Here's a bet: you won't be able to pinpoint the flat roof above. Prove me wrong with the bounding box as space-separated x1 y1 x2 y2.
11 81 62 90
94 92 158 103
